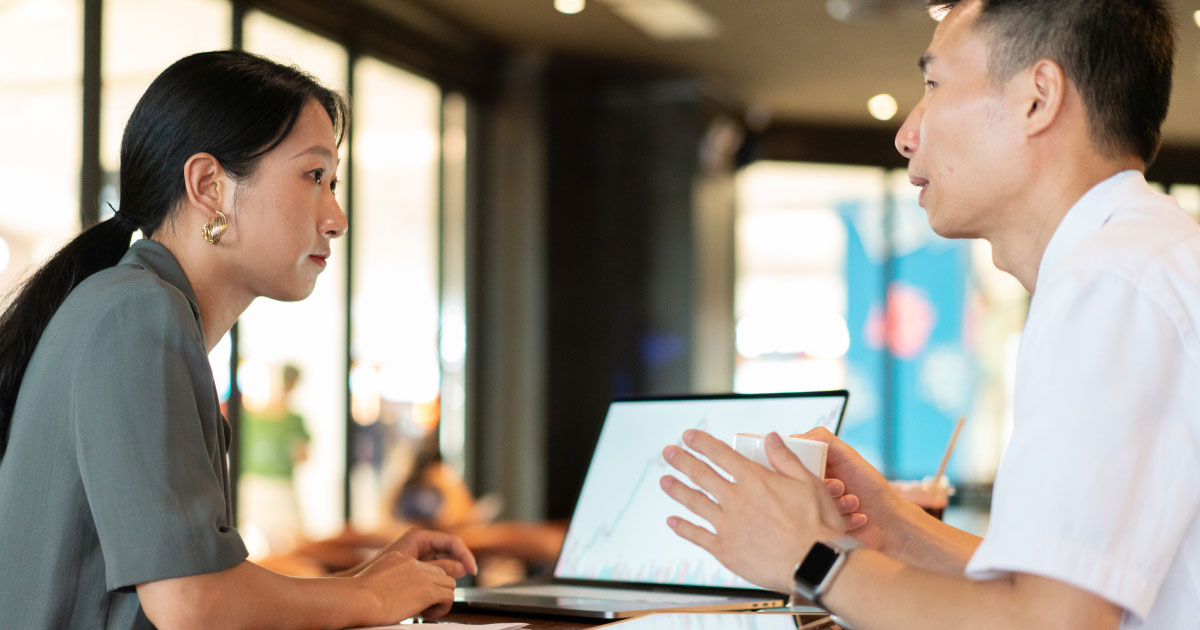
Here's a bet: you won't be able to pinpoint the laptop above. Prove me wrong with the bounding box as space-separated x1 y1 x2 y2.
453 390 850 619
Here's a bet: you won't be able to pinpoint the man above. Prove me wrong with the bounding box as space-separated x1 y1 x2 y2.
660 1 1199 627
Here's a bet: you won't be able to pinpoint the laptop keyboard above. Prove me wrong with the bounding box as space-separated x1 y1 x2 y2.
490 584 728 604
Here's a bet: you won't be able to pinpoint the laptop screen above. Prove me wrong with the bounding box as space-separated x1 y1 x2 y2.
553 391 849 590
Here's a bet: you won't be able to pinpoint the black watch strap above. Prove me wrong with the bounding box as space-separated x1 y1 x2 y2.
791 536 861 608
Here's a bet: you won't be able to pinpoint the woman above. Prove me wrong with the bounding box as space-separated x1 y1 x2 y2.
0 50 475 629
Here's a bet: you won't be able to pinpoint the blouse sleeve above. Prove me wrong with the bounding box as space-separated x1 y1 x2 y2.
72 284 247 591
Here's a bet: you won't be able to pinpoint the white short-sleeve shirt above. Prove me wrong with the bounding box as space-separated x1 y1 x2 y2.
965 171 1200 627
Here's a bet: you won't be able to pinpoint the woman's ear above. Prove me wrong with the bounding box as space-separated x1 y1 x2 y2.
182 152 230 218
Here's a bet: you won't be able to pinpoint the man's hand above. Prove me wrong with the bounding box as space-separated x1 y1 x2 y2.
797 427 909 553
825 477 868 533
801 427 985 574
659 430 845 592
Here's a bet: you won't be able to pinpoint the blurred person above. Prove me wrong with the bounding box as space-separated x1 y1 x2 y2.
392 431 488 529
240 363 311 554
0 50 475 629
661 1 1198 628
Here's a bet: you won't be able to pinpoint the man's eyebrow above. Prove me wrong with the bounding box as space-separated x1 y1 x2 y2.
291 145 334 160
919 53 934 73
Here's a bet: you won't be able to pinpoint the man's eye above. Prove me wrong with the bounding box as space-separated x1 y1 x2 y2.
311 169 324 184
330 179 338 194
924 80 938 89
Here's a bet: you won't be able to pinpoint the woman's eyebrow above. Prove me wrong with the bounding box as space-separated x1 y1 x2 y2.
919 52 935 73
290 145 334 160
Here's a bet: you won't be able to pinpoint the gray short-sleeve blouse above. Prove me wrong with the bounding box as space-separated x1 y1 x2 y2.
0 239 248 629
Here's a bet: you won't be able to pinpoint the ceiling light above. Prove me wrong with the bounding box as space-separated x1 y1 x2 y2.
827 0 931 23
1194 10 1200 29
868 94 898 121
601 0 717 41
556 0 585 15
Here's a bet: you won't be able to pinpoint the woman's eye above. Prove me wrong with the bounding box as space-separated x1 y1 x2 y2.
310 168 324 184
329 179 338 194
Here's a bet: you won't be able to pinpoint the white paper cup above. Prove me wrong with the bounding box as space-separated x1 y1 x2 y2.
733 433 828 478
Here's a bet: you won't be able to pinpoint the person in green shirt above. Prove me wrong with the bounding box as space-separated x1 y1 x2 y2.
0 50 475 629
242 363 311 480
240 363 312 553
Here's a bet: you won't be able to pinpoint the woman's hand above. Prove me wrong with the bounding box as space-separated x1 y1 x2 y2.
354 552 458 621
358 529 475 620
377 528 478 579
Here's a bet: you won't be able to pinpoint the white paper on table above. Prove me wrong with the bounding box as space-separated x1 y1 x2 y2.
347 623 528 630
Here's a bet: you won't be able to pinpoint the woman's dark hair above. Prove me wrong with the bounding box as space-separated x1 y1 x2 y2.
0 50 348 457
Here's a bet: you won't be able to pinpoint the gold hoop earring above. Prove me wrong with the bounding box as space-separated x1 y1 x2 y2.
202 211 227 245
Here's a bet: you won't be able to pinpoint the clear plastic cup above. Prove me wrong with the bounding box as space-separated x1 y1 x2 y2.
889 476 954 520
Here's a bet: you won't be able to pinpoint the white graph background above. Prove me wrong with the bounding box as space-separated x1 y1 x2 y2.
554 395 846 589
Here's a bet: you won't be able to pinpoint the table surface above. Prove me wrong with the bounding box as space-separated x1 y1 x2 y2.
439 609 841 629
439 609 611 629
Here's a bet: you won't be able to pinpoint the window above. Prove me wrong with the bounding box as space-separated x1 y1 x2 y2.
237 10 350 551
101 0 231 208
0 0 83 296
735 162 1027 484
348 57 443 530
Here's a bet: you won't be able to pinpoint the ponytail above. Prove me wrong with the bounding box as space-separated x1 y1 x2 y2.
0 217 136 456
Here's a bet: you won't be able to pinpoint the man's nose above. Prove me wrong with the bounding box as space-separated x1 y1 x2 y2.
894 101 924 158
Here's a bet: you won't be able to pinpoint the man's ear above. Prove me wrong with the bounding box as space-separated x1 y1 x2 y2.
1022 58 1066 137
182 152 229 218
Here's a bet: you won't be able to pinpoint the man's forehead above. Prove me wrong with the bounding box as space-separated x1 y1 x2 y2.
920 1 984 72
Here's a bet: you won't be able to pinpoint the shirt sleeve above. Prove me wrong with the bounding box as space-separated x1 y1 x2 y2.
966 269 1200 620
72 284 247 591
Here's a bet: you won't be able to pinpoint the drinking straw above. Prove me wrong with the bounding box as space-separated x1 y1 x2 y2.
934 416 966 483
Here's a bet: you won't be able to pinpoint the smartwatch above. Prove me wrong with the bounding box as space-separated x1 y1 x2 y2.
791 536 861 609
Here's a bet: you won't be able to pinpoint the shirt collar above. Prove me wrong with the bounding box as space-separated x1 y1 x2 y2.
118 239 203 326
1035 170 1149 289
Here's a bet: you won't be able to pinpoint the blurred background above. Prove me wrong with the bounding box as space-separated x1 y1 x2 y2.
3 0 1200 583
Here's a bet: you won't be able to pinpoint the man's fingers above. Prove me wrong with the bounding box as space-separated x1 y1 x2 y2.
825 478 846 497
763 433 816 482
794 427 835 442
666 515 718 551
837 493 859 514
844 513 868 531
680 429 757 482
663 442 734 501
660 474 722 524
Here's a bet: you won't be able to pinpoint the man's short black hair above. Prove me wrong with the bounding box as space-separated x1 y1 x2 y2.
928 0 1174 165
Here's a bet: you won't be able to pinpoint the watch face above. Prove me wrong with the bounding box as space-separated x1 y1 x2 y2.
795 542 838 586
